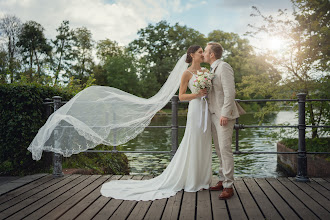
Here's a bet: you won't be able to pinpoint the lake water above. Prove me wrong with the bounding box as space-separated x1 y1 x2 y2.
120 109 297 178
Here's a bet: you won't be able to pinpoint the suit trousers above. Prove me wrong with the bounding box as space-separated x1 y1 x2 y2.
210 113 235 188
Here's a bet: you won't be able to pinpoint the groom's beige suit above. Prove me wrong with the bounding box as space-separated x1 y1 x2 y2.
207 59 245 188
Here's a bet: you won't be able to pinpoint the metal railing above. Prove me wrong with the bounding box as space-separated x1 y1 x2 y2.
45 94 329 182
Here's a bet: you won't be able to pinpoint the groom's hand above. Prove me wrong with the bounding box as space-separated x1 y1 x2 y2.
220 116 228 126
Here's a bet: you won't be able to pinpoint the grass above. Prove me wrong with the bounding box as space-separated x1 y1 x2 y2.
279 137 330 160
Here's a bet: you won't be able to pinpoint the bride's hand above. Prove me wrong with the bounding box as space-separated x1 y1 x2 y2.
197 88 207 98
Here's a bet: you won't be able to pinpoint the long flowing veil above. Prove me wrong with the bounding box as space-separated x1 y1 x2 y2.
28 54 189 160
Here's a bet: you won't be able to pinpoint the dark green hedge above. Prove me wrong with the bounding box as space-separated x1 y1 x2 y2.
0 83 130 176
0 83 74 175
279 138 330 160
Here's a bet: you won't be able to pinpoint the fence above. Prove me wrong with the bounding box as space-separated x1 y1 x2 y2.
44 93 329 182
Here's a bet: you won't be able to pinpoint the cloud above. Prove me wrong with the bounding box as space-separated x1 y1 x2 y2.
0 0 170 45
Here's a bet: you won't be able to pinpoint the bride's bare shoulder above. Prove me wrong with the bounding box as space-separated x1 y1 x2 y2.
182 70 193 77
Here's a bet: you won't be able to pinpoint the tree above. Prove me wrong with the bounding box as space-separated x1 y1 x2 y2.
0 14 22 83
246 1 330 137
70 27 94 84
208 30 277 84
0 49 8 83
102 55 140 95
96 39 123 63
208 30 281 109
94 39 140 95
293 0 329 72
16 21 52 82
50 20 75 85
128 20 207 97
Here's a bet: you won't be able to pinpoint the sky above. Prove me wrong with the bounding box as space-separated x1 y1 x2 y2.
0 0 294 49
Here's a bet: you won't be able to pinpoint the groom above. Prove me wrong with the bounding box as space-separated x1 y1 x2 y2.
204 42 244 200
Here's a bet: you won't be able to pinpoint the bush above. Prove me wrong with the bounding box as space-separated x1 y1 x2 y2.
0 82 130 176
279 138 330 160
0 83 74 175
62 145 130 175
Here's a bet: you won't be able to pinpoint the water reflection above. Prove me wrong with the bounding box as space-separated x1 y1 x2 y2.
122 110 297 178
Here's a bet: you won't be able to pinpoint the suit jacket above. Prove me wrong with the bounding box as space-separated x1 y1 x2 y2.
207 59 245 120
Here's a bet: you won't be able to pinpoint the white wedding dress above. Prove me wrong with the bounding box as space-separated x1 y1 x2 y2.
100 73 213 201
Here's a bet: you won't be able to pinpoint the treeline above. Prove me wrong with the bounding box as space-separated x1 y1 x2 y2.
0 17 275 99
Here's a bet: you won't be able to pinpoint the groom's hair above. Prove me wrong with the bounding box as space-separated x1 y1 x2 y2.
207 42 223 59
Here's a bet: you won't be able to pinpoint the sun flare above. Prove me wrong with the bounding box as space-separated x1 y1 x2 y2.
266 37 284 51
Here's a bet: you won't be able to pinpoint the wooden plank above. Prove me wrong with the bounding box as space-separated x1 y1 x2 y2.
311 178 330 191
0 176 20 185
38 175 105 220
0 174 69 212
255 178 299 219
143 197 167 220
0 175 82 219
109 175 144 220
178 191 196 220
209 176 229 220
288 177 330 211
306 179 330 200
225 184 247 220
55 175 114 220
234 178 264 219
92 175 131 220
6 175 91 220
0 174 53 205
127 176 153 220
243 178 282 219
74 175 122 220
196 189 212 220
161 190 183 220
0 173 48 196
277 178 329 219
266 178 318 219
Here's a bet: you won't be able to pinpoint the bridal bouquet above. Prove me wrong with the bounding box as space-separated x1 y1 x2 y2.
193 67 215 94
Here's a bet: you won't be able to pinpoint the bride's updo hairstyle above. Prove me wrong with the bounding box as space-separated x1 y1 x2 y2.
185 45 201 63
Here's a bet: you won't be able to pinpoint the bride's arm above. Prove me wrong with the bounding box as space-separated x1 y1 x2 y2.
179 71 206 101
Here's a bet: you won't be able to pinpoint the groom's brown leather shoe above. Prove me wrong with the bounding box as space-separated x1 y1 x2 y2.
219 188 234 200
209 181 223 191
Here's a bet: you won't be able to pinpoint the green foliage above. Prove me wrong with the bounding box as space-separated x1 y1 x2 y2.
62 144 129 175
70 27 94 83
0 14 22 83
102 55 140 95
245 1 329 135
0 83 74 175
94 39 140 96
16 20 52 81
0 82 130 175
65 73 97 95
50 20 75 85
128 20 207 97
293 0 329 72
279 137 330 159
96 39 123 62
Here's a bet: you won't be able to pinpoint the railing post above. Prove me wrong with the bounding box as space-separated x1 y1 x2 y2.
295 93 309 182
171 95 179 157
44 98 52 117
52 96 64 178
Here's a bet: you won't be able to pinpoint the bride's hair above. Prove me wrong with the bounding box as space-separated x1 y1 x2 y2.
185 45 201 63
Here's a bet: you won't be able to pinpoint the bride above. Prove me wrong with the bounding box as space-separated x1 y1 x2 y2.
28 45 213 201
100 45 213 201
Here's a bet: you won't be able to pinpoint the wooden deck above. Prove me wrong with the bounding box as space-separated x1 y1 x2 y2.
0 174 329 219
